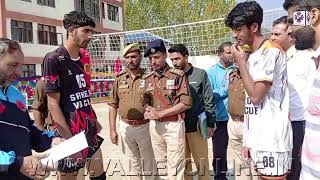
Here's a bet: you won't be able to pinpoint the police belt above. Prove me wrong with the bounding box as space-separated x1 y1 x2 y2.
121 118 149 126
231 115 244 122
159 113 185 122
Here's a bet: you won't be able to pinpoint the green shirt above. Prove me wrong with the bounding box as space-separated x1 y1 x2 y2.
185 65 216 133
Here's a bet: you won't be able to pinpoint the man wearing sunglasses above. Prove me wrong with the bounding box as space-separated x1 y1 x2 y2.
285 0 316 51
288 0 320 179
277 3 317 179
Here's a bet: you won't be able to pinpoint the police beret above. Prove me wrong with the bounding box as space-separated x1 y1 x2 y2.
144 39 166 57
122 43 140 57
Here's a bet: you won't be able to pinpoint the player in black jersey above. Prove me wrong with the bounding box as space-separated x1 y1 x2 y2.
43 11 105 180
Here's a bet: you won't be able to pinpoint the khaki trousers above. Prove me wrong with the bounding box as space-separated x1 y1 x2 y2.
120 120 156 180
227 118 259 180
149 119 185 180
184 132 210 180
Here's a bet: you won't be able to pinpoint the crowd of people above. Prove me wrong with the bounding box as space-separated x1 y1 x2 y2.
1 0 320 180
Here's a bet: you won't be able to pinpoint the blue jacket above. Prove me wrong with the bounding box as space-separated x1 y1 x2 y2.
207 63 234 121
0 85 53 179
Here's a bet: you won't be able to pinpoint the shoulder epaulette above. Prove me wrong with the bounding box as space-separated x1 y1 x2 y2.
116 70 127 77
169 68 184 76
143 71 154 79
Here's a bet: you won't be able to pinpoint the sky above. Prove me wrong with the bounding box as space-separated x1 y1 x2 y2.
237 0 284 10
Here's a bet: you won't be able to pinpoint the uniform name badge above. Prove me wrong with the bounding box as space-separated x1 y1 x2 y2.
166 80 175 90
119 80 129 89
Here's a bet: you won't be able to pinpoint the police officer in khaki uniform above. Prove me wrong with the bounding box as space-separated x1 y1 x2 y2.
32 77 53 131
108 43 155 180
143 39 192 180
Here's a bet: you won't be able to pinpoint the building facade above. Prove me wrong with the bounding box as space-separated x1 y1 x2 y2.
0 0 124 77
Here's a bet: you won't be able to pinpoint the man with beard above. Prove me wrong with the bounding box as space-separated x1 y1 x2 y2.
280 2 317 179
32 48 93 132
226 1 292 179
290 1 320 179
143 39 192 180
207 42 233 180
284 0 316 51
168 44 216 180
108 43 155 179
0 38 64 179
43 11 105 179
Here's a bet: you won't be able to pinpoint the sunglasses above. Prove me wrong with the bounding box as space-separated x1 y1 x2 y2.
292 11 311 27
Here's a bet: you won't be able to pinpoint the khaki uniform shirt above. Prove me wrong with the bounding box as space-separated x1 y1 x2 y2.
143 65 192 111
108 68 145 120
32 78 52 125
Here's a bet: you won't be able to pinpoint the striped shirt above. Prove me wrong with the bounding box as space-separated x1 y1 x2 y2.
300 48 320 180
286 47 316 121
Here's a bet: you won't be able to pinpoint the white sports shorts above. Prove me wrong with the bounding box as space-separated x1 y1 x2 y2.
250 149 292 176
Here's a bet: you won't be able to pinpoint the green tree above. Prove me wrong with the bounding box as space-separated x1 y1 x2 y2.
123 0 236 56
124 0 236 31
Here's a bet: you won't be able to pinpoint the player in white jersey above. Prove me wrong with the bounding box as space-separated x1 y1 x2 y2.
225 1 292 179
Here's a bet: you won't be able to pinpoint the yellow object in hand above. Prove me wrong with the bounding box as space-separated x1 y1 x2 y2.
240 44 252 53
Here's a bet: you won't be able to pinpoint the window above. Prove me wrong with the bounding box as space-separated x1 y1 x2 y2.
38 24 57 45
102 3 105 19
92 0 99 20
11 20 33 43
22 64 36 78
110 35 121 51
107 4 119 22
37 0 55 7
76 0 100 20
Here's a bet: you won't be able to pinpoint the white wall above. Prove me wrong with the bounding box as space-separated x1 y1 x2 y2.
102 4 123 31
20 43 58 58
6 18 65 58
6 0 74 20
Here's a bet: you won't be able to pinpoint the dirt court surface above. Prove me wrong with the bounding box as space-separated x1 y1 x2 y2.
30 103 213 180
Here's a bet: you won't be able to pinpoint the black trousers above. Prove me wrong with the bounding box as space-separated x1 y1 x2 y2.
288 120 305 180
212 121 228 180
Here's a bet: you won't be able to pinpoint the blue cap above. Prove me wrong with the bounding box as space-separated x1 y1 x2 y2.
144 39 166 57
